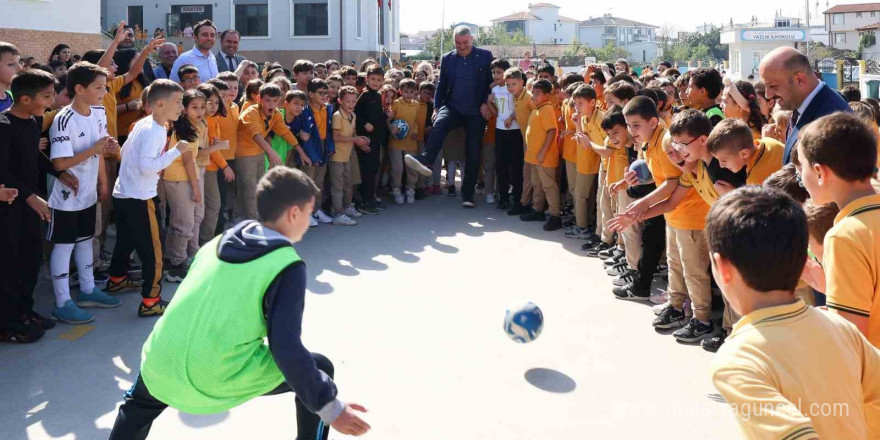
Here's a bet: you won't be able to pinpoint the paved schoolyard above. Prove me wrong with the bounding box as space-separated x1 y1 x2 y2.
1 192 739 440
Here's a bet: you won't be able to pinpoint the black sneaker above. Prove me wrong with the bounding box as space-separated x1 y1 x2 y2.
520 210 546 222
597 246 619 260
23 310 56 330
0 319 45 343
164 264 188 283
543 215 562 231
374 199 387 211
507 202 529 216
562 218 575 229
612 269 640 287
675 319 716 343
447 186 457 197
476 180 485 192
603 253 625 267
700 330 727 352
414 188 428 200
612 282 651 301
357 202 380 215
653 305 687 329
94 270 109 284
584 241 613 257
606 261 630 276
138 299 169 317
496 199 510 212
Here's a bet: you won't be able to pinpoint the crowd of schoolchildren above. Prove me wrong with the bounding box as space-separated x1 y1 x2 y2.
3 18 880 439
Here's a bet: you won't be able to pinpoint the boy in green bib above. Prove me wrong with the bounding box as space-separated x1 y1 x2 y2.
109 167 371 439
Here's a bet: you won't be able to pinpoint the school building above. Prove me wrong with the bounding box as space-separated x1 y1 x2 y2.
721 17 808 80
100 0 401 66
0 0 102 64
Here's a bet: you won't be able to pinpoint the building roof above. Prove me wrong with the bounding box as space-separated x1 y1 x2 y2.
824 3 880 14
857 22 880 30
580 15 659 28
529 2 560 8
491 11 541 22
558 15 580 23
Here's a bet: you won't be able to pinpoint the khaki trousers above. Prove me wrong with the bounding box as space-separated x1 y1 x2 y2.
597 167 615 243
163 180 195 266
329 160 353 216
389 149 418 190
233 155 265 221
188 167 205 258
617 190 641 269
201 169 221 245
299 163 327 205
575 172 598 229
531 165 560 216
666 226 712 323
521 162 533 206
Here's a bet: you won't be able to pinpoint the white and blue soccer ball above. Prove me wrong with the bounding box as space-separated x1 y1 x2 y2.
390 119 409 140
504 302 544 343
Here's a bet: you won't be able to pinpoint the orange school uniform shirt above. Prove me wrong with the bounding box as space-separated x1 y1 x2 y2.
640 124 706 230
514 90 534 138
103 76 126 140
217 102 240 161
389 98 420 152
416 101 429 142
205 115 229 172
310 103 328 141
561 99 577 163
524 102 560 168
236 104 299 158
116 80 144 137
577 107 604 175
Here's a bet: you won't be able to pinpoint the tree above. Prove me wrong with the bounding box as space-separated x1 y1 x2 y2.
665 24 727 64
858 31 877 58
425 27 454 57
475 26 532 46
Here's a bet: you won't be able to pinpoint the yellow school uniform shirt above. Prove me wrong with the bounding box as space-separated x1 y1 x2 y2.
116 80 144 137
236 104 299 158
205 116 229 172
240 99 256 113
561 99 577 163
711 299 880 440
679 160 720 206
311 103 328 141
513 90 533 138
577 108 604 175
389 98 420 152
825 194 880 348
331 110 356 163
416 102 428 142
641 124 697 230
217 102 240 161
163 124 206 182
605 139 631 186
745 137 784 185
524 102 560 168
103 76 126 140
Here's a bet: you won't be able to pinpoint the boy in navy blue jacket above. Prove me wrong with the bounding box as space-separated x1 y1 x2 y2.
293 78 335 226
354 65 387 215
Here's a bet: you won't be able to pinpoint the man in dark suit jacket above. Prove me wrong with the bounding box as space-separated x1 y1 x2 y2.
216 29 247 73
758 47 851 164
404 26 494 208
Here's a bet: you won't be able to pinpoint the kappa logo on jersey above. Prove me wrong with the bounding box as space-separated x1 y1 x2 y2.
52 136 70 143
78 132 86 137
61 189 70 200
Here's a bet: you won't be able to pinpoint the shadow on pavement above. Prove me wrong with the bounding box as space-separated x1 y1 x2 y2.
524 368 577 393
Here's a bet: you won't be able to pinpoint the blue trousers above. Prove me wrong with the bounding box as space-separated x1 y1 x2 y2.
419 106 486 201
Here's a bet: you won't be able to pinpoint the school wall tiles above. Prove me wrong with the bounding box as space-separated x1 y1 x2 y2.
0 29 101 65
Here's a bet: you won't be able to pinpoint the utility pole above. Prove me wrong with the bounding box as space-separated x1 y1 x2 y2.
805 0 812 60
440 0 446 56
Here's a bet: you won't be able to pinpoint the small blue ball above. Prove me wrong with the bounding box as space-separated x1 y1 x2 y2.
504 302 544 343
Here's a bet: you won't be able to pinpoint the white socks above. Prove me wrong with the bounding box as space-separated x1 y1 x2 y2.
50 238 96 307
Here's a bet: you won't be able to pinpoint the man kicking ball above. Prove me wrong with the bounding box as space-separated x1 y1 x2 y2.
109 167 370 440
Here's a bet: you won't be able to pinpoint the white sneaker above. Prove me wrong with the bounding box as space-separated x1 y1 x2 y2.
344 205 362 218
332 214 357 226
486 193 495 204
392 188 404 205
314 210 333 224
405 188 415 204
309 216 319 227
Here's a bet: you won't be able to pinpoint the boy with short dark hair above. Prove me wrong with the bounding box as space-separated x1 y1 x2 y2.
47 62 122 324
706 118 784 190
569 84 603 240
109 166 372 440
488 62 518 210
520 78 561 231
0 42 20 113
341 67 358 87
108 80 192 316
686 68 724 126
235 83 301 221
296 78 335 224
292 59 315 93
354 65 388 215
177 64 201 90
707 185 880 440
1 68 72 342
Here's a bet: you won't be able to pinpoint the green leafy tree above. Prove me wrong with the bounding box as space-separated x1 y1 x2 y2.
425 27 455 57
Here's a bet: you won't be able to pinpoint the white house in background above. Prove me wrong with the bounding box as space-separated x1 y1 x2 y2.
579 14 660 63
824 2 880 51
721 19 808 80
101 0 400 66
490 3 580 44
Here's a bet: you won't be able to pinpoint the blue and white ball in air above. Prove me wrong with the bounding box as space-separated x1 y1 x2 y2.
504 302 544 343
629 159 654 185
391 119 409 140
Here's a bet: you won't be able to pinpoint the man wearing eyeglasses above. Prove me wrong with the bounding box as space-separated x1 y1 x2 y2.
170 19 219 84
758 47 850 164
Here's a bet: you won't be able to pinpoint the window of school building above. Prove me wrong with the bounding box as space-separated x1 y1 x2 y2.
291 0 329 37
233 0 269 37
167 4 213 36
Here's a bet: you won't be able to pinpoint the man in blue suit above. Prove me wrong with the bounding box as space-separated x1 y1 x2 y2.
405 26 494 208
758 47 851 164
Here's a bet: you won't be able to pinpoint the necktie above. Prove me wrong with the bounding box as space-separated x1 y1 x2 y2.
227 55 236 71
786 109 800 143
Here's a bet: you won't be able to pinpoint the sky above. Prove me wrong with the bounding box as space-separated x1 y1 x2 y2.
399 0 848 35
